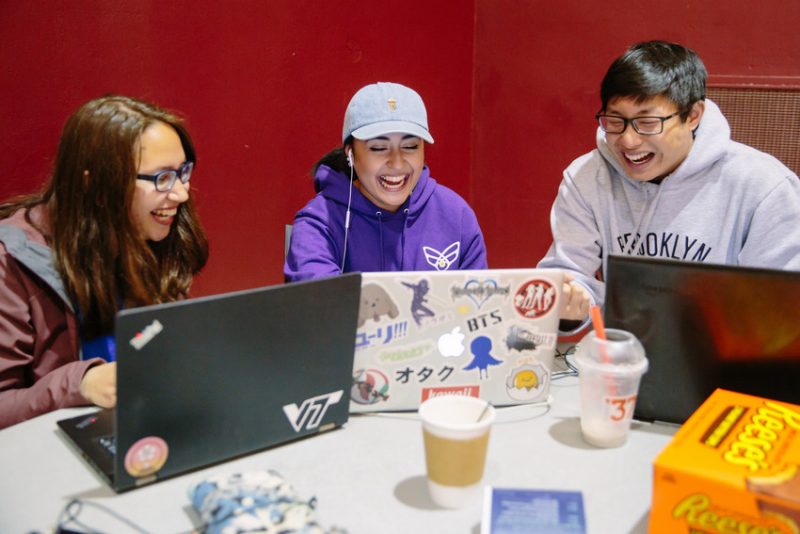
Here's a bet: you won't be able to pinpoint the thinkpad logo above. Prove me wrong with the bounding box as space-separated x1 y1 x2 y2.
282 390 343 432
129 320 163 350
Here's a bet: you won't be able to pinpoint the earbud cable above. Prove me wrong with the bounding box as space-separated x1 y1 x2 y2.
341 161 354 273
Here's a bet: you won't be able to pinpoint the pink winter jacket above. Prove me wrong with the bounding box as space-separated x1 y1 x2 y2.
0 205 103 429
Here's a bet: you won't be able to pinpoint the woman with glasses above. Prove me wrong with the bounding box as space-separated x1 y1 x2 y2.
539 40 800 333
0 95 208 428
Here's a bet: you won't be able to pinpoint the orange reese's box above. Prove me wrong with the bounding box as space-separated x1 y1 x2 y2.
650 388 800 534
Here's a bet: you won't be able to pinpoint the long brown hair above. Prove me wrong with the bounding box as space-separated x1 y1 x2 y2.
0 95 208 338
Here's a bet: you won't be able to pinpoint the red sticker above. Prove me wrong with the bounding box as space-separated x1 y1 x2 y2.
513 279 556 318
421 385 480 402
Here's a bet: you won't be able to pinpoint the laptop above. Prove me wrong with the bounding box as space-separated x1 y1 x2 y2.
604 255 800 425
58 273 361 492
350 269 564 412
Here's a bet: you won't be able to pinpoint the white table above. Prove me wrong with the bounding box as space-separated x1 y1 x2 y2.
0 376 676 533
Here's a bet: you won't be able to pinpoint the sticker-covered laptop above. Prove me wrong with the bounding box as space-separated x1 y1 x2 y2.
58 273 361 492
350 269 564 412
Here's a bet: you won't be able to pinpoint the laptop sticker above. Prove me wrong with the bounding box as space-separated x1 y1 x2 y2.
375 341 433 365
358 284 399 327
505 362 550 402
351 368 391 405
421 385 481 402
282 391 343 432
437 327 466 357
465 308 504 334
513 279 557 318
463 335 504 379
402 279 436 326
124 436 169 478
505 324 558 352
356 321 409 350
452 278 510 309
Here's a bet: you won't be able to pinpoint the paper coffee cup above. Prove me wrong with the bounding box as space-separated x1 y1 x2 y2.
419 395 495 508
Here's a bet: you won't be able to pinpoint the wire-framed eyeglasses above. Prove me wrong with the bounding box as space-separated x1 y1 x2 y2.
137 161 194 192
595 112 679 136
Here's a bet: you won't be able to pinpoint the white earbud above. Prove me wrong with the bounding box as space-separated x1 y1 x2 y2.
346 149 354 168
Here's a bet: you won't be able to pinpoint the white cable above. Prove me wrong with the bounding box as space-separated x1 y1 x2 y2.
340 161 354 273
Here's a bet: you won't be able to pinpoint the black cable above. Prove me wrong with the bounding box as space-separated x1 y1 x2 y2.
55 499 151 534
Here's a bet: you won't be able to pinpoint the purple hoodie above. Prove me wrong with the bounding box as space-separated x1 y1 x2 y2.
284 165 487 281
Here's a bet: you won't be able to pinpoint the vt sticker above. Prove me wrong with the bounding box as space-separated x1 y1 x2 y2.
283 391 343 432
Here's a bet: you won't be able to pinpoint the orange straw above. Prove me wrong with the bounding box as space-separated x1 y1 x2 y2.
590 305 611 363
590 304 618 395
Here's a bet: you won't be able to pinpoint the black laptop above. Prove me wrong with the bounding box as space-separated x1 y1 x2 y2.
58 273 361 492
604 256 800 425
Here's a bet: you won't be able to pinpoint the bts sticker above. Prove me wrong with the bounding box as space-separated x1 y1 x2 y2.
514 279 557 318
358 284 399 327
124 436 169 478
351 369 391 405
451 278 510 309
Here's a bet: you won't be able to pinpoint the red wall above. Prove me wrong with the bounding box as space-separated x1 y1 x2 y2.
471 1 800 268
0 2 476 296
3 2 800 296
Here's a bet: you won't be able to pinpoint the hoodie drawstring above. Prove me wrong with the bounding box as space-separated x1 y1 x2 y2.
402 208 409 270
375 211 384 270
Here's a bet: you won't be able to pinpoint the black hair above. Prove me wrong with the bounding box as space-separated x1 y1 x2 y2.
600 40 707 121
312 136 355 192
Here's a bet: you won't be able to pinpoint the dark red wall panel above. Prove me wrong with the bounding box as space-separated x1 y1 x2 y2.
3 1 799 295
0 2 475 295
471 1 800 269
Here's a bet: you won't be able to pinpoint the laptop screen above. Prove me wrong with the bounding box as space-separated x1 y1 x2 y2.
604 255 800 425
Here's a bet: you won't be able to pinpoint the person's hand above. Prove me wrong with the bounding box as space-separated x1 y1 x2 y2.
80 362 117 408
561 273 591 321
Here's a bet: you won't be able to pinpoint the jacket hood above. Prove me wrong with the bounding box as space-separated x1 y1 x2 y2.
0 206 73 311
596 99 730 187
313 164 437 221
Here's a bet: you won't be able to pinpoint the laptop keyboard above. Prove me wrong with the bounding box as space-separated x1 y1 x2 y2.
97 435 116 457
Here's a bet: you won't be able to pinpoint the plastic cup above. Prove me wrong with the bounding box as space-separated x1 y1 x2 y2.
575 329 648 448
418 395 496 508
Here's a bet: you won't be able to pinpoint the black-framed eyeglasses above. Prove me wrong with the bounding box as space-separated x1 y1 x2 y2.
137 161 194 192
595 112 679 135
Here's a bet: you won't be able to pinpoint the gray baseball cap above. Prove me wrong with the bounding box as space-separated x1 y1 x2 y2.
342 82 434 144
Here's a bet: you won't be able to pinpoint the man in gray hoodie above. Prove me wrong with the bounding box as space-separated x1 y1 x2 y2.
540 40 800 330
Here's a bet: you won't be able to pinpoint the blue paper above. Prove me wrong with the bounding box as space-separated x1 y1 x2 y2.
481 487 586 534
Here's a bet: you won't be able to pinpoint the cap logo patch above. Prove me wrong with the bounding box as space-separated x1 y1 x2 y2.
388 97 397 112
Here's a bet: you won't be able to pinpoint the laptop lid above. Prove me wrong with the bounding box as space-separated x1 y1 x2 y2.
58 273 361 492
350 269 564 412
604 255 800 425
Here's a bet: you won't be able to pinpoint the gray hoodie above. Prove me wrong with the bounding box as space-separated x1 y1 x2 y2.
539 99 800 308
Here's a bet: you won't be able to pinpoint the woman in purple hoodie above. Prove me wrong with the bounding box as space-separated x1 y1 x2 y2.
284 82 488 282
